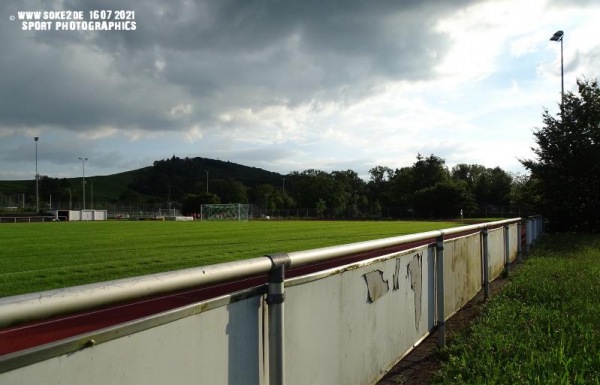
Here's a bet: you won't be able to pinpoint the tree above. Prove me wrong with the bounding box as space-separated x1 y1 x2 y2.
286 170 331 208
412 154 449 191
413 181 476 218
368 166 393 211
389 166 414 207
521 77 600 231
181 192 219 214
452 164 512 207
388 154 452 216
451 164 486 191
248 184 277 209
315 198 327 218
210 179 248 204
509 173 538 214
331 170 365 217
368 166 393 186
473 167 513 207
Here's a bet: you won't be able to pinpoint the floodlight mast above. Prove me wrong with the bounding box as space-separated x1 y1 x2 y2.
34 137 39 213
549 30 564 114
78 157 88 210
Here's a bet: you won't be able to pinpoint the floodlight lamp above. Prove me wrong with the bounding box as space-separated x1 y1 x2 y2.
550 30 564 41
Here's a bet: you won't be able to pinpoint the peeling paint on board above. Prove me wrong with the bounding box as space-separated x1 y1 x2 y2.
363 270 389 302
392 258 401 290
406 253 422 331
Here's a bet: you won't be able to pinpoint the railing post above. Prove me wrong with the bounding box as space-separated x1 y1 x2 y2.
482 228 489 301
525 219 532 254
503 225 510 277
517 222 523 262
436 234 445 348
266 253 291 385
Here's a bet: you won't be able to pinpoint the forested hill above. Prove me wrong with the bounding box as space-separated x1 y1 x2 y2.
0 156 282 206
131 156 282 197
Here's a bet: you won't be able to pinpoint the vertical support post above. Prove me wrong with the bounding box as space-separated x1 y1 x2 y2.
503 225 510 277
517 222 523 262
436 234 445 348
560 34 565 112
525 219 532 254
34 136 39 214
266 254 290 385
482 228 490 300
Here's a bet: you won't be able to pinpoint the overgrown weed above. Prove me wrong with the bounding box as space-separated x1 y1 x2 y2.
433 233 600 385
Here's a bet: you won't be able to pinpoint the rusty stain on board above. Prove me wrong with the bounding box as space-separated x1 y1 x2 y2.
363 270 389 302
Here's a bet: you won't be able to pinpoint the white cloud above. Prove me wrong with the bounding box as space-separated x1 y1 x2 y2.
434 0 549 81
169 103 193 117
183 124 204 143
77 125 118 140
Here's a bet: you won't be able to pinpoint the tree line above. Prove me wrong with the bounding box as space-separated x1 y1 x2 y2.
172 153 530 219
13 144 531 219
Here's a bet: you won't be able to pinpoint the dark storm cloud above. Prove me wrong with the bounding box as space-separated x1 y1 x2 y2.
0 0 480 136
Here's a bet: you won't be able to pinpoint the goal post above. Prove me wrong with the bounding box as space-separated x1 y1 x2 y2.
200 203 250 221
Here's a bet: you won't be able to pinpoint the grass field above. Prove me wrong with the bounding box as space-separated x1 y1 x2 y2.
434 233 600 385
0 220 461 298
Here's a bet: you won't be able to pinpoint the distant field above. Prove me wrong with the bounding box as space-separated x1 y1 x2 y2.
0 220 461 297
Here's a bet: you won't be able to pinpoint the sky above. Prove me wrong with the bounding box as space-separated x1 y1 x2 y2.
1 0 599 181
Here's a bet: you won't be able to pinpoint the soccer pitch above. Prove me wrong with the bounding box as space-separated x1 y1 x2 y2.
1 220 461 298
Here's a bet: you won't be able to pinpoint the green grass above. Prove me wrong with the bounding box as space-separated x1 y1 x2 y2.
0 220 460 298
434 233 600 385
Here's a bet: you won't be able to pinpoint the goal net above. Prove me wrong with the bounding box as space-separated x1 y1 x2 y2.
158 208 181 217
201 203 250 221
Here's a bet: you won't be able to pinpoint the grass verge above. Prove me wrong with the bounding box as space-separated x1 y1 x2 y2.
433 233 600 385
0 220 460 298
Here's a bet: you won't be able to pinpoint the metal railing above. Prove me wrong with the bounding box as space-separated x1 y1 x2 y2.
0 217 543 385
0 216 66 223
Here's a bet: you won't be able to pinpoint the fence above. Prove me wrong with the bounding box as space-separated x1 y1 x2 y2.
0 217 543 385
0 216 65 223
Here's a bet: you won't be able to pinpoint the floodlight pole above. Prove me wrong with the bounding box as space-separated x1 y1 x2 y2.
549 30 564 115
34 137 39 213
90 179 94 210
167 185 171 211
78 157 88 210
204 170 209 193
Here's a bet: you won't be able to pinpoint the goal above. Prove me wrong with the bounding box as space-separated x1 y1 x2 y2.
201 203 250 221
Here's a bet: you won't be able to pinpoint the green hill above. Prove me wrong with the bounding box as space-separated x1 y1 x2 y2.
0 157 282 211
